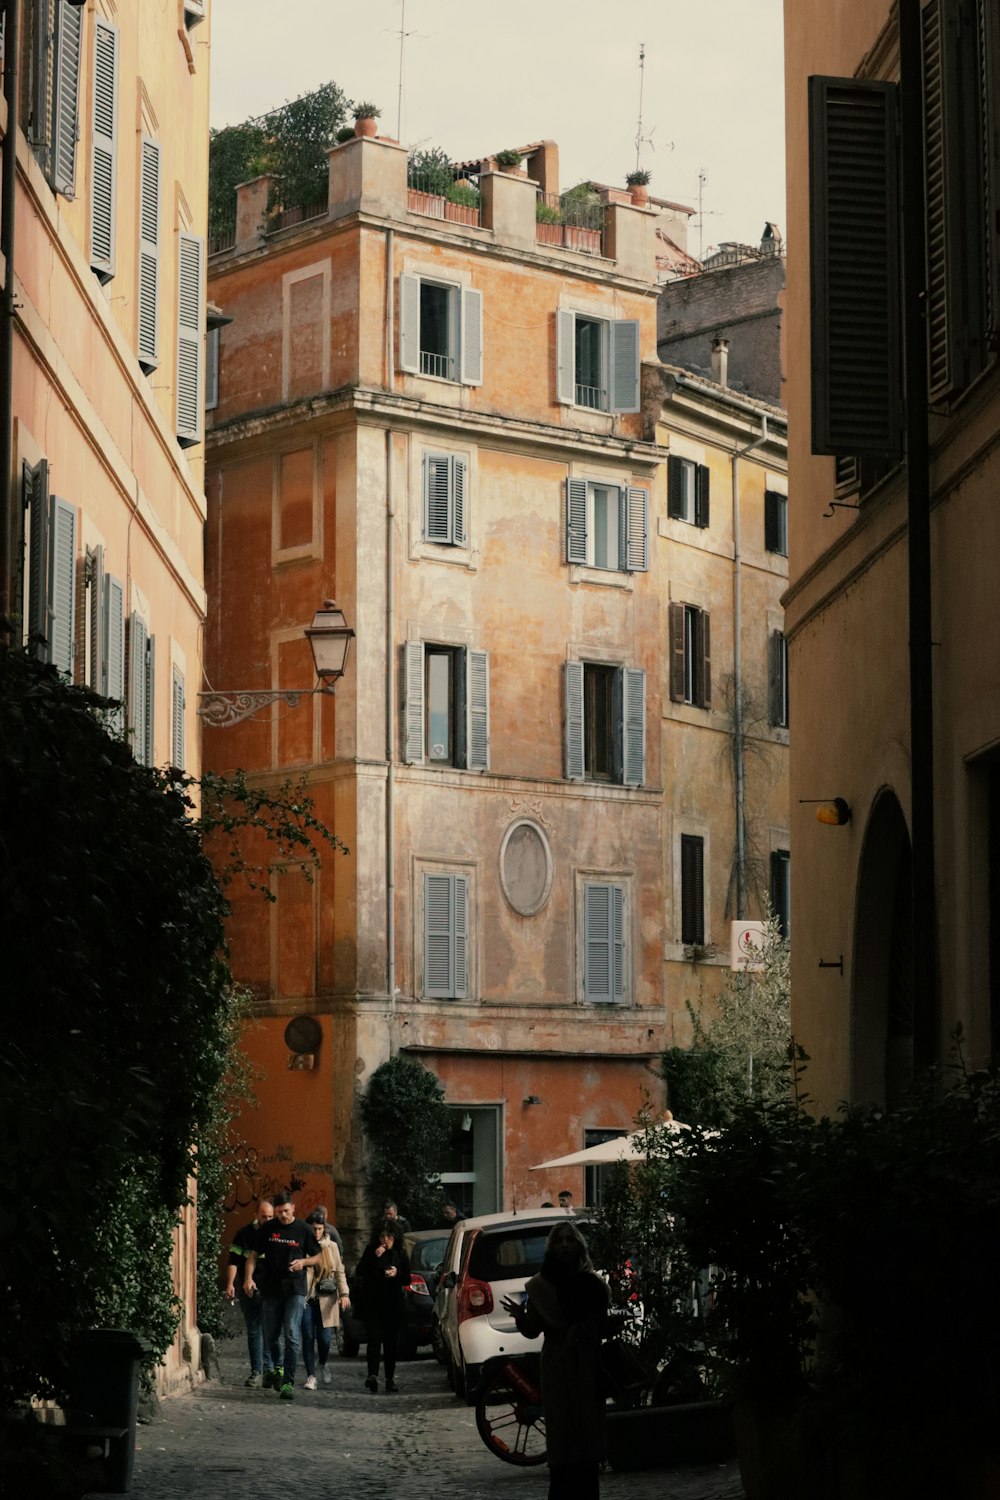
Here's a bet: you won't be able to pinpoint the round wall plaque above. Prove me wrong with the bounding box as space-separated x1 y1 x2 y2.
284 1014 322 1054
499 819 553 916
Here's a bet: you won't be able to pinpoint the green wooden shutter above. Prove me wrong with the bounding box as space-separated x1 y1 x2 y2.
138 138 161 371
48 495 76 678
424 455 451 541
460 287 483 385
89 20 118 283
667 454 684 519
764 490 783 553
399 274 420 373
176 232 204 446
694 464 710 528
556 309 575 404
622 668 645 787
50 0 82 198
452 457 467 545
566 478 588 564
25 458 50 653
808 76 902 455
564 660 585 780
172 667 185 769
403 641 424 763
668 602 685 703
680 835 705 945
624 486 648 572
609 319 640 413
466 649 489 771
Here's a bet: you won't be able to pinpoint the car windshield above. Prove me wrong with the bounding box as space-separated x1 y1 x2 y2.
468 1227 552 1282
408 1235 449 1271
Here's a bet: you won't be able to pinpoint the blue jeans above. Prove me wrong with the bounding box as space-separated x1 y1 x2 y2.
238 1291 272 1376
300 1299 333 1377
262 1294 306 1382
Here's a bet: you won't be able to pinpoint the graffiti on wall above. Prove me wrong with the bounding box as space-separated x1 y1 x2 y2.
223 1141 333 1216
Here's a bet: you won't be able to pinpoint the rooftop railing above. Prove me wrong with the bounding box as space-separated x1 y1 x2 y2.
407 167 481 228
536 191 604 257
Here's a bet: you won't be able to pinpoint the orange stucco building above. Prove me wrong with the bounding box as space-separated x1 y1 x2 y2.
206 134 788 1252
2 0 210 1390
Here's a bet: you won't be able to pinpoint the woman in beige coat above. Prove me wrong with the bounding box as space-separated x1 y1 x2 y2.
300 1211 349 1388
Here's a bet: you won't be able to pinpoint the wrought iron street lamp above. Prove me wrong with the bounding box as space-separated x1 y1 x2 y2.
198 599 355 728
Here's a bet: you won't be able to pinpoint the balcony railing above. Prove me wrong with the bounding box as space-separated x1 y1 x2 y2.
268 200 328 233
420 350 455 380
407 168 481 228
536 191 604 257
575 383 607 411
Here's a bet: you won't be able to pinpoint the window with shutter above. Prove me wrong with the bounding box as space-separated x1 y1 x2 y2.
22 459 50 653
668 604 711 708
172 667 185 770
808 76 903 455
557 313 642 414
423 454 468 545
423 872 468 999
621 668 646 787
89 20 118 283
770 849 791 940
764 490 788 555
466 649 490 771
667 456 708 527
584 881 627 1004
769 630 789 728
694 464 710 529
680 835 705 946
176 232 204 446
399 274 482 386
564 479 647 572
86 544 104 689
608 319 640 413
103 573 125 735
566 660 645 785
28 0 54 174
48 496 77 679
127 613 148 760
138 138 161 372
144 634 156 767
404 641 488 769
50 0 82 198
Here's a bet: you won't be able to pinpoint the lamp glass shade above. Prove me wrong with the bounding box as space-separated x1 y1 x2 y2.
305 602 355 683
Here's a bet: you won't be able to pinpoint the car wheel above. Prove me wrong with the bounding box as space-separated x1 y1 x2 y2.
450 1353 466 1400
431 1319 448 1365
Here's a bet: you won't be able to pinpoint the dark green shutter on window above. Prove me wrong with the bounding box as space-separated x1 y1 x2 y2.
667 455 684 519
694 465 710 528
680 835 705 946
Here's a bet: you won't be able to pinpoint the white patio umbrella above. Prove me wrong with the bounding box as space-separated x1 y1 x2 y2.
530 1116 690 1172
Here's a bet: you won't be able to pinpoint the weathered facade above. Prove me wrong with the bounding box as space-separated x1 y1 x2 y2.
2 0 210 1390
783 0 1000 1110
206 132 788 1251
658 249 785 407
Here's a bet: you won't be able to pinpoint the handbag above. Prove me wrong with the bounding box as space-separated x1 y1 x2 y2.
317 1274 340 1295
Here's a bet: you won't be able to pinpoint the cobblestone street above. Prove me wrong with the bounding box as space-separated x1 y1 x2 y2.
100 1319 744 1500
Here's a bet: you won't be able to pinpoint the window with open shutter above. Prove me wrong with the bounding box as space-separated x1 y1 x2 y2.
138 138 161 371
764 490 788 555
694 465 710 529
460 287 483 385
423 872 468 999
609 319 640 413
50 0 82 198
103 573 124 733
423 455 468 545
698 611 712 708
668 602 685 703
172 667 185 770
403 640 424 763
808 76 902 456
564 660 585 780
48 496 76 679
566 478 588 564
90 20 118 282
127 613 148 760
584 881 626 1004
23 458 50 652
624 486 649 571
621 668 646 787
556 309 576 405
769 630 789 728
176 232 204 446
29 0 54 173
144 634 156 767
680 835 705 946
86 544 104 689
466 650 489 771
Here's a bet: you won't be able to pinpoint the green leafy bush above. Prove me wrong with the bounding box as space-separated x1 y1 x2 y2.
407 146 456 198
359 1056 451 1230
447 182 480 209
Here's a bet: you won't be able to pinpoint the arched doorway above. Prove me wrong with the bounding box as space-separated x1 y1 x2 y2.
852 790 918 1108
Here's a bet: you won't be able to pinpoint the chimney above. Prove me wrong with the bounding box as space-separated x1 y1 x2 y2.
711 337 730 388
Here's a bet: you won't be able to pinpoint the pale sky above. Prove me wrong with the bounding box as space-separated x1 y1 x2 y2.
208 0 786 257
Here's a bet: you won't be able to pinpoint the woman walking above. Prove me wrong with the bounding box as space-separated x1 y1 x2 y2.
502 1220 609 1500
354 1221 411 1393
300 1210 349 1389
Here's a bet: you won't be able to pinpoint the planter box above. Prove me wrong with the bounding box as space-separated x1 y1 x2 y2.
606 1399 735 1472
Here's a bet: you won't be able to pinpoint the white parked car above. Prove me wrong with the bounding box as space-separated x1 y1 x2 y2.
432 1208 587 1401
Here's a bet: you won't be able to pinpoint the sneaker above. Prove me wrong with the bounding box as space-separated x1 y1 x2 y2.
364 1375 378 1393
384 1379 399 1393
303 1375 317 1391
262 1370 276 1389
265 1366 283 1390
244 1372 262 1389
321 1367 332 1386
279 1382 295 1400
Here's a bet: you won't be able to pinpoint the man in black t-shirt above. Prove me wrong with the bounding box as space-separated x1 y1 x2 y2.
225 1196 274 1388
244 1192 323 1399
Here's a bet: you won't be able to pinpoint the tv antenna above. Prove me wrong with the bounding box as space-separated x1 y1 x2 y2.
694 167 722 261
392 0 420 141
634 44 671 176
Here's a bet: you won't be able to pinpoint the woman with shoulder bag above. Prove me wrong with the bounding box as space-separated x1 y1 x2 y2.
301 1210 350 1389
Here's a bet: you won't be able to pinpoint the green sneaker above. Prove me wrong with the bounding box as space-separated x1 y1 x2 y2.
279 1382 294 1400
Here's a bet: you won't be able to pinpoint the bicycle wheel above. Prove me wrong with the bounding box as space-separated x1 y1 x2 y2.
475 1363 547 1467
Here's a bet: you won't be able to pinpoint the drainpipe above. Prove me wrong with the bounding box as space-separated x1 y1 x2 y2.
0 0 21 642
384 230 396 1017
732 413 769 919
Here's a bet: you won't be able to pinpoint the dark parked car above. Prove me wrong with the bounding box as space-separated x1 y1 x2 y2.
338 1229 451 1360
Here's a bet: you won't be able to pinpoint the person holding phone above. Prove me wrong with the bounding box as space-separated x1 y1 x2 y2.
354 1221 412 1394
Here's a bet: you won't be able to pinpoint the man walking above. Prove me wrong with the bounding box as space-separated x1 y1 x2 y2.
225 1196 274 1388
244 1192 323 1399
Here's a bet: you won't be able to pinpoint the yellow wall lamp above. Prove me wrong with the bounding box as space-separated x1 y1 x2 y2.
800 797 852 826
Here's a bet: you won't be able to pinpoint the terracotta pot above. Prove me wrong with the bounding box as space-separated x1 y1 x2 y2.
354 117 378 138
629 183 649 206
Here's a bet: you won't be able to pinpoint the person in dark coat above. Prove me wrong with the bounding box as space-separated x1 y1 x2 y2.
355 1221 412 1393
502 1219 609 1500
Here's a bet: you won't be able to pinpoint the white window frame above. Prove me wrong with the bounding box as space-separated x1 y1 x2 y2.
577 872 632 1006
566 478 648 574
399 273 483 387
557 309 640 414
423 452 467 546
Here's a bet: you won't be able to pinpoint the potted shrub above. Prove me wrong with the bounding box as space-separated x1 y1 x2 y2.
353 102 380 138
494 147 523 174
626 168 651 206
